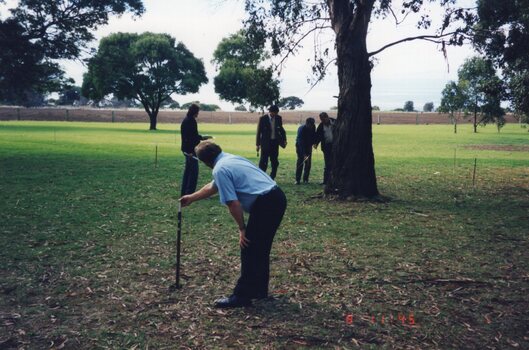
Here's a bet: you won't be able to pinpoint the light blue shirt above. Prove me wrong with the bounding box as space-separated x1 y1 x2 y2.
212 152 276 212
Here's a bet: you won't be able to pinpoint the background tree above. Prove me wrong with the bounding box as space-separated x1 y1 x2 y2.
457 56 503 133
242 1 475 198
423 102 434 112
57 86 82 106
473 0 529 121
213 30 280 110
82 32 207 130
181 101 221 112
403 101 415 112
0 0 144 105
234 105 247 111
278 96 305 110
438 81 466 134
160 96 179 109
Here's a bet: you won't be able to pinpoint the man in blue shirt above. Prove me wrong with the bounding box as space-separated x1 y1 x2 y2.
179 141 287 308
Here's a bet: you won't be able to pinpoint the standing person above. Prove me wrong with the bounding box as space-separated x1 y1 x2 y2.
180 103 210 196
180 141 287 308
314 112 336 185
256 105 287 180
295 117 316 184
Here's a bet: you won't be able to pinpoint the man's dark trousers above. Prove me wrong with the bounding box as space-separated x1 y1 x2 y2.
180 155 198 196
259 139 280 179
296 147 312 183
233 187 287 299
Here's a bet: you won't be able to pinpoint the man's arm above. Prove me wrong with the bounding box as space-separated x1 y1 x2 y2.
256 117 262 150
226 200 250 248
179 181 218 207
278 116 287 146
314 124 322 149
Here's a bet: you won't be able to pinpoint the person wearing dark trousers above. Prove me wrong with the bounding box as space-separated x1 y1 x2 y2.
295 117 316 184
256 105 287 180
180 103 210 196
180 140 287 308
314 112 336 185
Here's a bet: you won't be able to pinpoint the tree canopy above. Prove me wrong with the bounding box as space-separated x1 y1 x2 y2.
0 0 144 105
473 0 529 120
403 101 415 112
82 32 207 130
438 81 465 133
213 30 280 110
457 56 504 132
423 102 434 112
278 96 304 110
181 101 221 112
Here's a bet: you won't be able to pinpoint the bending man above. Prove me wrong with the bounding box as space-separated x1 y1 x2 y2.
179 141 287 308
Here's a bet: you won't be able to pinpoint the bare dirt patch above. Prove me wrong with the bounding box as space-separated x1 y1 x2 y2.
464 144 529 152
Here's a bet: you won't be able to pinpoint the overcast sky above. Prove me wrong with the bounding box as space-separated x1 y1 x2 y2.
3 0 478 111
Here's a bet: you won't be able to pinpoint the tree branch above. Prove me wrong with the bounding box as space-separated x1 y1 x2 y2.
368 31 466 57
306 58 337 93
274 24 332 73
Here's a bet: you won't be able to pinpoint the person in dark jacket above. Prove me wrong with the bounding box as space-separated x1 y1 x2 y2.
314 112 336 185
256 105 287 180
295 117 316 184
180 103 210 196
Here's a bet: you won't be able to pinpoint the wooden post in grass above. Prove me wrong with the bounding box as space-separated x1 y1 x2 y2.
16 108 20 121
65 109 69 121
112 110 115 123
228 113 232 124
453 148 457 173
416 112 419 125
472 158 477 187
155 145 158 168
377 114 380 125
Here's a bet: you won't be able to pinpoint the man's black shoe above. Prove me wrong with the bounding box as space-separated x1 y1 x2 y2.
214 295 252 308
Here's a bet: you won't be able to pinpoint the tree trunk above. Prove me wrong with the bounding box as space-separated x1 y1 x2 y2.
140 99 158 130
148 110 158 130
326 0 379 198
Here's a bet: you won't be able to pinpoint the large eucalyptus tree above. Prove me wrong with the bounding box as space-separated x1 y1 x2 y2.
243 0 475 198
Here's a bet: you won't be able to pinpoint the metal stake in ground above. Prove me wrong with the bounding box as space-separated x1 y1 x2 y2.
170 202 182 291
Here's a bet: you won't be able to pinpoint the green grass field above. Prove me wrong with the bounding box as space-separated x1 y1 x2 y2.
1 121 528 349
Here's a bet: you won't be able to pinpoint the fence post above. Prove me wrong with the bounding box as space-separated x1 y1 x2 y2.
229 113 232 124
415 112 419 125
377 114 380 125
472 158 477 187
16 108 20 121
65 109 69 121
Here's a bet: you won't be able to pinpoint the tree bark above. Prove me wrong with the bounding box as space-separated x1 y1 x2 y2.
326 0 379 198
148 110 158 130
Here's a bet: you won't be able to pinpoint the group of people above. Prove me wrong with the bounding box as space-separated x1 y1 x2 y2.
255 105 336 185
178 103 334 308
294 111 335 185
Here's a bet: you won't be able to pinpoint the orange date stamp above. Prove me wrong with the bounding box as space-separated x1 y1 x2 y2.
345 313 416 326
